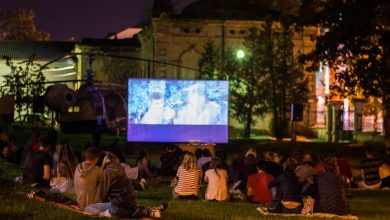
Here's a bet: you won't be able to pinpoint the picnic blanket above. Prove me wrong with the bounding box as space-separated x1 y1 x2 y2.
26 190 94 216
256 207 359 220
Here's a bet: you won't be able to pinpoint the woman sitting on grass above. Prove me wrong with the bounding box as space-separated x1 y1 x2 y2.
204 157 228 201
50 140 78 193
173 152 202 200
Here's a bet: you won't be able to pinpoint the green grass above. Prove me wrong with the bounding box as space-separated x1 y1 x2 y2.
1 129 389 219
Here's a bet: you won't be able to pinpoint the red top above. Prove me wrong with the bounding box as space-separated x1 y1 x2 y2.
337 159 353 179
247 172 273 205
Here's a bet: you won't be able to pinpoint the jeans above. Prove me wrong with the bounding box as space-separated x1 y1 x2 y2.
85 202 112 215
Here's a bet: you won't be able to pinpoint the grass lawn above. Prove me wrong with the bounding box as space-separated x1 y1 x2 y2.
1 129 389 219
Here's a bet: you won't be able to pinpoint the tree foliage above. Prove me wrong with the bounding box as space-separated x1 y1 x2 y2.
298 0 389 108
0 56 46 122
298 0 390 146
0 9 50 41
198 20 307 139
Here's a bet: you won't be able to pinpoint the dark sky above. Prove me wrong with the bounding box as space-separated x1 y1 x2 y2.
1 0 155 41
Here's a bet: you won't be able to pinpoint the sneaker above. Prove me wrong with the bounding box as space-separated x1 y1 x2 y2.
99 210 111 217
140 178 147 190
146 208 161 218
154 202 169 211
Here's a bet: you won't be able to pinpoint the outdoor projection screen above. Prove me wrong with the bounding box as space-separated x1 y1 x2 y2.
127 79 229 143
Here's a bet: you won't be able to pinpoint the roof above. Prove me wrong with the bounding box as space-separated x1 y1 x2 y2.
79 38 141 47
152 0 303 20
0 41 75 60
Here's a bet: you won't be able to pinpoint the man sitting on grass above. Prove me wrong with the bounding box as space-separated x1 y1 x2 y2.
247 161 273 205
358 147 382 189
22 137 51 188
86 152 168 218
313 156 349 215
74 147 101 208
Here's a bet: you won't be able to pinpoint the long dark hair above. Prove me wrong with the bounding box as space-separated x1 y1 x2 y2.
209 157 224 178
56 140 78 179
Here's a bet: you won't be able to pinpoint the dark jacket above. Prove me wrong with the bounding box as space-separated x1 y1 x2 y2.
268 171 302 203
314 172 349 215
96 162 136 218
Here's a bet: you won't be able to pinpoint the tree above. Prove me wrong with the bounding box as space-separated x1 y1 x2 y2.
298 0 390 146
198 22 307 139
0 56 46 123
198 41 220 80
261 19 308 139
0 9 50 41
198 35 268 138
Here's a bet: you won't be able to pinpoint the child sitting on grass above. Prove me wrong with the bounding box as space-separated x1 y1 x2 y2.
204 157 228 201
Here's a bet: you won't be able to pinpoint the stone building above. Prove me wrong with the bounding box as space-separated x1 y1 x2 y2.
137 0 318 133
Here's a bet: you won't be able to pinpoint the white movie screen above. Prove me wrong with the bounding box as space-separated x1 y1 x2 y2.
127 79 229 143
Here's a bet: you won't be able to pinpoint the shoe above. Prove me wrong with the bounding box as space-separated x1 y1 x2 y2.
154 202 169 211
99 210 111 217
146 208 161 218
140 178 147 190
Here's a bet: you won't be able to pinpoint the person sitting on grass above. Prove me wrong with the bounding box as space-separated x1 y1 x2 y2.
237 154 257 191
263 151 283 178
136 148 155 179
379 152 390 188
160 145 180 177
204 157 228 201
173 152 202 200
358 147 382 189
86 152 168 218
74 147 101 208
198 148 213 167
247 161 274 205
268 158 302 214
312 156 349 215
50 140 78 194
22 136 52 188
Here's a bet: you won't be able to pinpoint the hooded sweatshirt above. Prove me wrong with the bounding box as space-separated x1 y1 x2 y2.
95 162 136 218
74 162 101 208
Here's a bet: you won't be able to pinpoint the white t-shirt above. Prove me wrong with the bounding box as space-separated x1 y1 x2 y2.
204 168 228 201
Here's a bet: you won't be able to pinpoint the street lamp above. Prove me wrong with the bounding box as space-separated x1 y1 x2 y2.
236 49 245 59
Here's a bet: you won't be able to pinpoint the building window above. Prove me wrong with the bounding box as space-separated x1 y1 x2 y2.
158 48 167 56
195 28 201 33
239 30 246 35
182 28 190 33
229 30 235 34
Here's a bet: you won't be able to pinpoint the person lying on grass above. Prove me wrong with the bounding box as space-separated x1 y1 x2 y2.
85 152 168 218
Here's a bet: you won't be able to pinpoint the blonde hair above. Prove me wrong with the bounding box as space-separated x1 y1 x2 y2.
101 152 120 171
245 148 257 158
181 152 200 171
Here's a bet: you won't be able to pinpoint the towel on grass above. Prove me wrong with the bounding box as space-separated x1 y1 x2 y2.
256 207 359 220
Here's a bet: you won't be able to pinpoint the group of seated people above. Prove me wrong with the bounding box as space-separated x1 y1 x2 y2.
160 145 390 216
2 126 390 218
16 131 167 219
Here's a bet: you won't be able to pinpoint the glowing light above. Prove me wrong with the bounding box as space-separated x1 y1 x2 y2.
324 64 330 94
236 50 245 59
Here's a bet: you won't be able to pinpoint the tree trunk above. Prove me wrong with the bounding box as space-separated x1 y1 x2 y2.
385 109 390 148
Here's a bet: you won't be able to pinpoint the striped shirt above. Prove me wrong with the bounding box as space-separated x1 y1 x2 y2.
174 166 202 195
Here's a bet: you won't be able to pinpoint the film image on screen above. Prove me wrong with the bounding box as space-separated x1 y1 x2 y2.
127 79 229 143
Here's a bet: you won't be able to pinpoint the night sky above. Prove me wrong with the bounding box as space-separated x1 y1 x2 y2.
2 0 155 41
